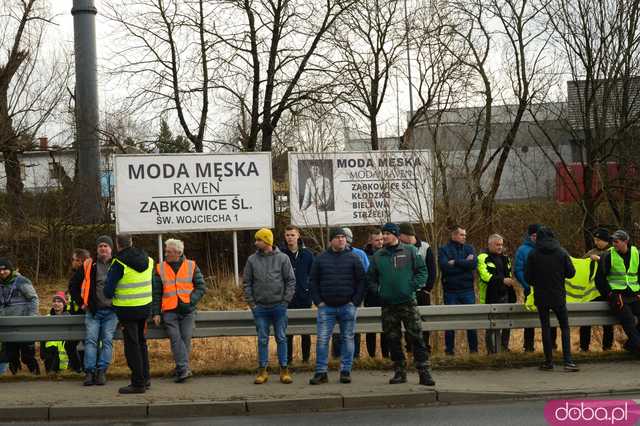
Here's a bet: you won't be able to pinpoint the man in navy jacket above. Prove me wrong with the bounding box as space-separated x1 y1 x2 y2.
280 225 314 364
438 225 478 355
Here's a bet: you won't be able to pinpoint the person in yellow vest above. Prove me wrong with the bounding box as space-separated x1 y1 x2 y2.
40 292 70 374
580 228 614 351
104 234 154 394
595 229 640 355
68 237 117 386
152 239 206 383
477 234 517 354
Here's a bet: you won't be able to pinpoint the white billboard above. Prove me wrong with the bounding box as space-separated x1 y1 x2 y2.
288 150 433 227
114 153 274 234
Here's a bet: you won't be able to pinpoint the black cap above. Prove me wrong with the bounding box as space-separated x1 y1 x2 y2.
593 228 610 242
399 223 416 236
329 227 346 241
382 223 400 237
0 258 13 271
96 235 114 249
528 224 541 236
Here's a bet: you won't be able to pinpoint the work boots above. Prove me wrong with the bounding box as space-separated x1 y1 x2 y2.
254 367 269 384
95 369 107 385
279 367 293 384
309 372 328 385
83 371 95 386
389 369 407 384
418 368 435 386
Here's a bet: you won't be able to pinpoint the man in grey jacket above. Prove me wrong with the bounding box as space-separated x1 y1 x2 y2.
0 258 40 375
243 228 296 385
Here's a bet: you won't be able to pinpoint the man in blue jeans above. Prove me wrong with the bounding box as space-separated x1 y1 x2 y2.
69 236 118 386
243 228 296 385
438 225 478 355
309 227 365 385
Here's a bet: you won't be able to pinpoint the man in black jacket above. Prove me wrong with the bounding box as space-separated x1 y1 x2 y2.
524 227 578 372
69 237 117 386
309 228 365 385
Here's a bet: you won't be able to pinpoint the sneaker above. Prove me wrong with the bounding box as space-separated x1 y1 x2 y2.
94 369 107 386
539 361 554 371
418 369 435 386
175 370 193 383
145 380 151 389
389 370 407 384
83 371 95 386
339 371 351 384
279 367 293 384
118 385 146 394
254 368 269 384
564 362 579 372
309 372 328 385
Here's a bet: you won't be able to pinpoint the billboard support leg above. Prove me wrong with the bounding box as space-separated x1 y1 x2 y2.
158 234 163 264
233 231 239 287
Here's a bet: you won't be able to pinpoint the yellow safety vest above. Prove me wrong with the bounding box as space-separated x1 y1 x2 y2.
112 257 154 307
477 253 511 304
607 246 640 292
44 340 68 370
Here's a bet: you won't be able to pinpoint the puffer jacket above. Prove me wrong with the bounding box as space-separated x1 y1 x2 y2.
243 247 296 307
0 273 39 316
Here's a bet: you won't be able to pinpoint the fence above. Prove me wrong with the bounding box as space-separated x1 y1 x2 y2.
0 302 617 343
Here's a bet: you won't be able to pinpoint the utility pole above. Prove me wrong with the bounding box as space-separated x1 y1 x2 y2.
72 0 102 222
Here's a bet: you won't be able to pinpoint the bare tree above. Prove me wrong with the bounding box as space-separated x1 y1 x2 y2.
0 0 69 225
331 0 405 150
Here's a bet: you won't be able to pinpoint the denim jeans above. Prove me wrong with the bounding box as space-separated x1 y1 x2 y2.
444 290 478 354
252 304 288 368
315 303 357 374
84 308 118 372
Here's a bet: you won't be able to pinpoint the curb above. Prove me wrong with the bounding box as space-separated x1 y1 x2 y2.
2 388 640 422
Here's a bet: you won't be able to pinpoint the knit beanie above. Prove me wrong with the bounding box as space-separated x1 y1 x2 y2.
527 224 541 236
0 258 13 271
343 227 353 244
399 223 416 236
255 228 274 246
52 291 67 309
382 223 400 237
96 235 114 249
329 227 347 241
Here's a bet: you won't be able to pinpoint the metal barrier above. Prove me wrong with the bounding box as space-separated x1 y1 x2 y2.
0 302 617 342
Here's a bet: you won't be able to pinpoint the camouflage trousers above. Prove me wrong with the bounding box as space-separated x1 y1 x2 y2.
381 301 429 370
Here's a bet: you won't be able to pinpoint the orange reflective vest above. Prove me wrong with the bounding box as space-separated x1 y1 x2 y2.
80 259 93 306
157 259 195 312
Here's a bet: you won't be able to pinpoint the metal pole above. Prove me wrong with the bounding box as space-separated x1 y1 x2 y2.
158 234 164 264
72 0 102 222
233 231 239 287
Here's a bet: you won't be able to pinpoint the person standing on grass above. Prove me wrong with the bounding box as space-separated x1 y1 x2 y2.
280 225 314 365
309 228 365 385
524 227 579 372
152 238 206 383
69 237 117 386
243 228 296 385
104 234 154 394
368 223 435 386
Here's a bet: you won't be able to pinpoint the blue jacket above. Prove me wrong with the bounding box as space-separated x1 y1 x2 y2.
310 248 366 307
514 237 535 292
438 241 477 293
349 246 370 271
280 244 314 308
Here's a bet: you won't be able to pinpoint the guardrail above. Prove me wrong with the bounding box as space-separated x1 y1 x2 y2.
0 302 617 342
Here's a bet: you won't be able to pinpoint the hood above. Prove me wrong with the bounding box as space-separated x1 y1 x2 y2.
280 240 306 254
535 228 561 254
116 247 151 272
522 237 536 247
0 271 17 285
256 246 281 257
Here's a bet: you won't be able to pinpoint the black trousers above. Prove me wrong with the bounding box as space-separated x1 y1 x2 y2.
580 296 614 351
524 288 557 350
405 291 431 354
41 346 62 373
332 333 360 358
120 319 150 387
537 304 572 364
613 297 640 350
4 342 39 374
287 335 311 363
64 341 84 373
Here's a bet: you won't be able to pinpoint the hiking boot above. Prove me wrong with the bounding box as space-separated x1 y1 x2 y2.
389 369 407 384
254 368 269 384
309 372 328 385
279 367 293 384
564 362 579 372
418 369 435 386
339 371 351 384
145 380 151 389
175 370 193 383
83 371 95 386
118 385 146 394
539 361 554 371
95 369 107 386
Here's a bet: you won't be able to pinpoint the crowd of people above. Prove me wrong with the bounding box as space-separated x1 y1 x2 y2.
1 222 639 391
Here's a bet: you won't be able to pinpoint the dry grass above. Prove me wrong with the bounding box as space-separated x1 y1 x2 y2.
1 275 635 382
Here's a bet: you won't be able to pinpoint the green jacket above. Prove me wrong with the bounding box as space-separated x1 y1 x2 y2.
367 243 427 305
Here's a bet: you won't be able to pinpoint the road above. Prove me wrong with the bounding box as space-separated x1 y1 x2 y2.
18 395 640 426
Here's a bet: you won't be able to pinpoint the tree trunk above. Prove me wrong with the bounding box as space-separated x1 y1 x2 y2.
2 148 24 226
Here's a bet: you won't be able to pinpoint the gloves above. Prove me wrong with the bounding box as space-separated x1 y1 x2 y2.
608 292 624 313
